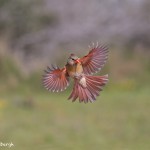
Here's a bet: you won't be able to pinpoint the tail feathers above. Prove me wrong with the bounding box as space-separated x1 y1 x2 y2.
68 74 108 103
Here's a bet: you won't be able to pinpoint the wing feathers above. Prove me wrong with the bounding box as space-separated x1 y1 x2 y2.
80 43 109 75
42 65 69 92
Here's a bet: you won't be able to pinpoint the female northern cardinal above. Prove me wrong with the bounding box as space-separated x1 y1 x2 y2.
42 43 109 103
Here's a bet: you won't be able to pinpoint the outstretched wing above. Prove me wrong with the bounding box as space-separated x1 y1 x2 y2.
42 65 69 92
79 43 109 75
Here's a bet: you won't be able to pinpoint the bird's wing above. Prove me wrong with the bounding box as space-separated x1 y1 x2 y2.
42 65 69 92
79 43 109 75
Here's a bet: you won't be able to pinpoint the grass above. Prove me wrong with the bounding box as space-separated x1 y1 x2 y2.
0 87 150 150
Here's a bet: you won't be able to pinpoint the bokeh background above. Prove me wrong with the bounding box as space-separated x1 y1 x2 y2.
0 0 150 149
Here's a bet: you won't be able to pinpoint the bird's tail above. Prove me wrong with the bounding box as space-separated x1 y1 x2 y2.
68 74 108 103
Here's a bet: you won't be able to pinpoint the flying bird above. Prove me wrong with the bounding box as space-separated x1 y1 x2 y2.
42 42 109 103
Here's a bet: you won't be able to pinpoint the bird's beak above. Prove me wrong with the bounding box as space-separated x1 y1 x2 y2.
75 59 80 63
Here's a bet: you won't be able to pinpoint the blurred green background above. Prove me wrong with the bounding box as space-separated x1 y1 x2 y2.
0 0 150 150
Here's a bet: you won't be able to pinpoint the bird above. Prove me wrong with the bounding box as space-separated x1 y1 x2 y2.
42 42 109 103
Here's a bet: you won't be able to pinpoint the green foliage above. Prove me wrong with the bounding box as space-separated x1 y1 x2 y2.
0 57 20 78
0 0 9 6
0 56 23 92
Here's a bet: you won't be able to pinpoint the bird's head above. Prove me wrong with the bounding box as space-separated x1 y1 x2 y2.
67 53 80 65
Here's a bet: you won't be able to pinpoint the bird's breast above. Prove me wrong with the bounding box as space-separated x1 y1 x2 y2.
66 63 83 78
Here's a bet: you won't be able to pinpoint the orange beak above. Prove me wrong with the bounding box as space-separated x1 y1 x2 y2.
75 59 80 63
